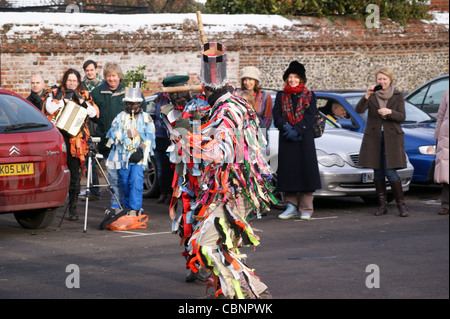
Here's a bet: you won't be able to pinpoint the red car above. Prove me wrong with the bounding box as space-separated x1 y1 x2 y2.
0 87 70 229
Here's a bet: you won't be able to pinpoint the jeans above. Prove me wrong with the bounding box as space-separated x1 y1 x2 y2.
374 132 399 182
119 164 144 211
107 167 123 209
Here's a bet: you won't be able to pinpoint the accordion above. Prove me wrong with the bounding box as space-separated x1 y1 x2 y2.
54 101 88 136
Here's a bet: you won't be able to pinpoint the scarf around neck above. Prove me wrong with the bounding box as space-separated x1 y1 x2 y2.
281 84 312 126
375 85 394 109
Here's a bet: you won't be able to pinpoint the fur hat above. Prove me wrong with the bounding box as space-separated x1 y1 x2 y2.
283 61 307 83
240 66 261 83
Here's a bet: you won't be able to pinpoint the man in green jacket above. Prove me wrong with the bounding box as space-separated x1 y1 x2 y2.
91 62 147 210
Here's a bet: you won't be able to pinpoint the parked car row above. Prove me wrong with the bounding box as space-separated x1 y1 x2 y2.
0 75 444 229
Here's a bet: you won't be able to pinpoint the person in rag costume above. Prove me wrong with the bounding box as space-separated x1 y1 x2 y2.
104 84 155 215
167 42 276 299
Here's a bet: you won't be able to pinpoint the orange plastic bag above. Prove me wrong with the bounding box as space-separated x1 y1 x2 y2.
106 214 148 231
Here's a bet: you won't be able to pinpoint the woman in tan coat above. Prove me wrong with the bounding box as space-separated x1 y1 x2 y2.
434 89 449 215
355 67 408 217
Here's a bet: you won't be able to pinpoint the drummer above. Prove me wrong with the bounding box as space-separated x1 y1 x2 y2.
44 68 99 221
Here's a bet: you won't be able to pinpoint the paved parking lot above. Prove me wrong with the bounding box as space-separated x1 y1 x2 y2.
0 185 448 302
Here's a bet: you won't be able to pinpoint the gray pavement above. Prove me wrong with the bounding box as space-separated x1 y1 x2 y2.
0 185 448 301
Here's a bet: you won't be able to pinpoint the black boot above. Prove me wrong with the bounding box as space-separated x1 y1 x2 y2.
390 178 409 217
373 179 388 216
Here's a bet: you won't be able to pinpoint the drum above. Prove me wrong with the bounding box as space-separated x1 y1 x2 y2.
54 100 88 136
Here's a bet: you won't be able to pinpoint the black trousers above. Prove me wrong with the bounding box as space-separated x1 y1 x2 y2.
64 134 81 211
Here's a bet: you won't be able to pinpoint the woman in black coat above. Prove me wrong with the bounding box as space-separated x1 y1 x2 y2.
273 61 321 220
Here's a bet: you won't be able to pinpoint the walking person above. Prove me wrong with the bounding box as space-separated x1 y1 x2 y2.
273 61 321 220
177 42 274 298
44 68 99 220
355 66 409 217
434 88 449 215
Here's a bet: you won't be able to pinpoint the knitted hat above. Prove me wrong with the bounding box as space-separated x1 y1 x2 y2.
162 75 190 87
240 66 261 82
283 61 307 83
200 42 228 89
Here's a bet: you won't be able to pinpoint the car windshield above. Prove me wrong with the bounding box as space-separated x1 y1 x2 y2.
344 94 435 124
0 94 51 133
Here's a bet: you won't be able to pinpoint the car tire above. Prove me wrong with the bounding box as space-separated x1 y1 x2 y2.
143 156 159 198
14 207 57 229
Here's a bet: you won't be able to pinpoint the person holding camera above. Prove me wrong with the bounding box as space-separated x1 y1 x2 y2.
44 68 99 221
104 86 155 215
355 66 409 217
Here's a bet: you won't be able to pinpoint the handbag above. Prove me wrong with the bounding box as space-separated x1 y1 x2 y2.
313 110 325 138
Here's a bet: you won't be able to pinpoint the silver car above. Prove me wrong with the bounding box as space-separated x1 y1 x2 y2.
265 116 414 207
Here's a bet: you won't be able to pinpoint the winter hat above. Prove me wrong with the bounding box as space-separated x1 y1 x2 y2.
240 66 261 83
162 75 190 87
200 42 228 89
283 61 307 83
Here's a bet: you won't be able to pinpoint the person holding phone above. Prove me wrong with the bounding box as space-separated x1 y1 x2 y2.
355 67 409 217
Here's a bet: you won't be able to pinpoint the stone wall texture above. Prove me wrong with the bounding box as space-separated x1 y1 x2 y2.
0 13 448 97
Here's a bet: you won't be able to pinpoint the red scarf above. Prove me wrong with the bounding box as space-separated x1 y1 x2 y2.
280 84 312 126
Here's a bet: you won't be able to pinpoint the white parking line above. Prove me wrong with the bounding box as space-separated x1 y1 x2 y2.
115 231 172 238
294 216 339 221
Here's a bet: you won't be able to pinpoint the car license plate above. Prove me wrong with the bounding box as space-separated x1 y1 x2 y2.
362 172 374 183
0 163 34 176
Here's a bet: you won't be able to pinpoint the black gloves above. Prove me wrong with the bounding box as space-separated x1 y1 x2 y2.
129 148 144 163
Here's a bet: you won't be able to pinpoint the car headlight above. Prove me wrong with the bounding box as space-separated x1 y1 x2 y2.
418 145 436 155
316 149 345 167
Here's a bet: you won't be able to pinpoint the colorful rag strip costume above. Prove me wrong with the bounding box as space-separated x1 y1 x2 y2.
162 91 276 298
105 108 155 211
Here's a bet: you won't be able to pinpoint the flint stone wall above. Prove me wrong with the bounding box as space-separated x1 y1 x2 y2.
0 13 448 97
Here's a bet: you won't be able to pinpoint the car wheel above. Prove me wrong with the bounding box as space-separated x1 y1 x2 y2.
14 207 57 229
143 156 159 198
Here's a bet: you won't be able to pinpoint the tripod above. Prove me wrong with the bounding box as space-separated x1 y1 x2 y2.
59 139 123 232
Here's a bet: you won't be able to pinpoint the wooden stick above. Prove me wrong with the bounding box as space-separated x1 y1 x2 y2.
196 11 208 44
161 85 202 93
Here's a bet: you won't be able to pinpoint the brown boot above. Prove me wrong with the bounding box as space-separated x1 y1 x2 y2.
374 179 388 216
390 178 409 217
